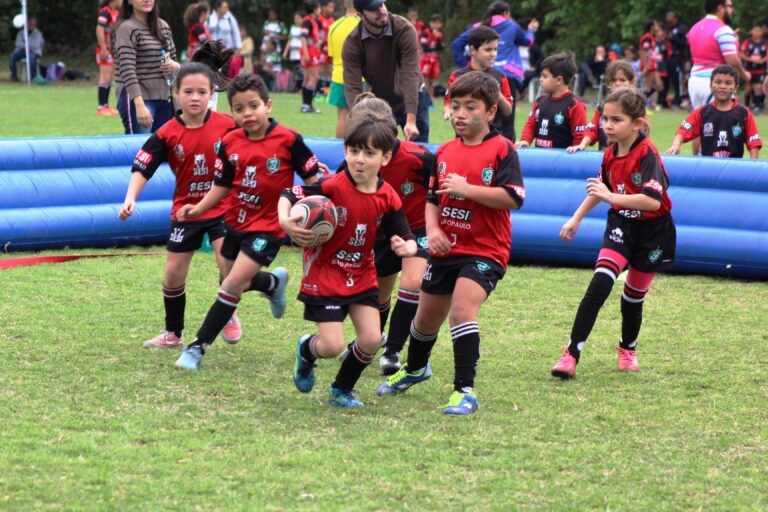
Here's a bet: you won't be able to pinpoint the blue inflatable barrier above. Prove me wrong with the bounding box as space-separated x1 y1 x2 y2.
0 136 766 278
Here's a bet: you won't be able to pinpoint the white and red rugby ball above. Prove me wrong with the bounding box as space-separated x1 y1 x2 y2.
289 195 338 246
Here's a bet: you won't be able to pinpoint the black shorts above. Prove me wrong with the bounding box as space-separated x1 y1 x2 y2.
374 227 429 277
420 256 505 296
166 216 226 253
750 72 766 85
220 228 282 265
300 288 379 323
602 210 676 273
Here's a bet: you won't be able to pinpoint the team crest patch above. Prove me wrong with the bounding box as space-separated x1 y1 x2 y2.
481 168 494 185
476 261 491 272
631 172 642 186
214 141 221 154
252 238 268 252
648 247 662 263
417 236 428 250
553 113 565 125
401 181 414 195
174 144 185 160
703 122 714 137
732 124 742 137
438 161 447 176
267 157 280 173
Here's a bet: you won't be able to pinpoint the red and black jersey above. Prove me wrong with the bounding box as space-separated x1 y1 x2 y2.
96 6 119 53
132 110 236 221
639 32 657 72
655 39 670 76
420 28 444 57
318 15 335 53
283 170 414 298
427 131 525 268
520 91 587 148
445 66 514 139
188 22 211 59
676 100 762 158
301 16 321 49
599 134 672 220
215 120 320 234
742 38 767 74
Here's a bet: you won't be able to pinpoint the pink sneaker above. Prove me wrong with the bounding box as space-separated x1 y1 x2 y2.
221 311 242 344
616 346 638 372
551 347 578 379
143 330 183 349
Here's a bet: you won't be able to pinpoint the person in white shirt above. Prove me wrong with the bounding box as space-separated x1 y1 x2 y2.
207 0 242 76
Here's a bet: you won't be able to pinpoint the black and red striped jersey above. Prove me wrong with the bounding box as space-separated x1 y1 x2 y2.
420 27 444 56
96 6 119 52
741 38 767 74
676 100 762 158
445 66 515 138
283 170 414 298
302 16 321 49
215 120 319 234
520 91 587 148
599 134 672 220
132 110 236 221
187 22 211 59
427 131 525 268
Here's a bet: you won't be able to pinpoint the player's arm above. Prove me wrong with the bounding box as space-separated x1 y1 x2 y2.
497 76 513 117
570 101 588 146
560 194 602 241
119 172 148 220
586 177 660 210
96 13 108 56
383 200 417 258
425 160 451 255
666 110 699 154
290 133 321 183
516 102 538 147
745 111 762 159
277 185 320 246
120 135 167 220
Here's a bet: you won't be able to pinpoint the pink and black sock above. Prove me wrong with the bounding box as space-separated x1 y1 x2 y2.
332 339 374 391
384 288 420 355
405 322 438 372
568 260 620 360
451 322 480 392
163 284 186 338
189 289 240 351
620 269 655 351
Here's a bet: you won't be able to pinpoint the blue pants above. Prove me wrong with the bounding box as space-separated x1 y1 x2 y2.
117 89 172 134
9 48 40 81
393 87 431 143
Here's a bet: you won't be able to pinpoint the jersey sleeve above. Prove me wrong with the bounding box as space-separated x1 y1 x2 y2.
584 108 600 145
131 133 167 180
500 75 514 107
280 177 328 204
213 143 235 188
382 192 415 240
520 101 539 143
435 32 445 52
301 19 313 38
192 24 209 43
494 141 525 207
427 147 445 205
598 150 612 190
638 147 667 202
569 99 588 145
97 7 111 27
676 108 702 143
414 145 437 186
745 110 763 150
289 132 320 180
444 71 457 106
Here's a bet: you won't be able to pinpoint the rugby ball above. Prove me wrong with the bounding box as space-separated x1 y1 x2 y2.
289 195 337 246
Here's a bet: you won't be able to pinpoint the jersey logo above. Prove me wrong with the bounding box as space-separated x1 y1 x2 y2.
136 149 152 165
173 144 185 160
609 226 624 244
438 161 447 177
303 154 318 173
703 122 713 137
476 261 491 272
348 223 367 246
214 141 221 154
417 236 428 250
648 247 663 263
335 206 348 227
631 172 642 186
539 119 549 136
243 166 257 188
731 124 742 137
169 227 185 243
193 154 208 176
553 113 565 125
481 168 494 186
717 131 729 147
251 238 268 252
267 157 280 173
401 181 414 195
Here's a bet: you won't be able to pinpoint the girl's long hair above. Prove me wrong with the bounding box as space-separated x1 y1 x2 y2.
116 0 169 49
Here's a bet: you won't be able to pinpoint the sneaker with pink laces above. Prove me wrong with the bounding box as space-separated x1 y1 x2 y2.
615 346 638 372
143 330 183 349
551 347 578 379
221 311 242 344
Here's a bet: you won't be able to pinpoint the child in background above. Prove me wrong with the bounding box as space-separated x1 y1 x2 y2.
284 12 305 91
261 7 287 54
517 52 587 149
259 37 283 90
183 1 210 60
174 73 321 371
666 65 761 158
420 14 444 101
119 62 238 350
624 46 641 84
95 0 122 116
240 25 254 74
740 26 767 112
279 109 417 408
377 72 525 415
299 0 323 113
552 88 675 379
654 23 672 109
639 20 662 107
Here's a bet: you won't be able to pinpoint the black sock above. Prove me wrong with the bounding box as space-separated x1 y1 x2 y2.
745 93 752 107
620 283 647 351
405 322 438 372
451 322 480 392
248 271 278 294
385 289 419 355
754 94 765 109
189 289 239 351
302 87 314 106
299 334 320 362
98 85 109 106
568 271 615 359
163 284 186 338
378 298 391 333
332 340 373 391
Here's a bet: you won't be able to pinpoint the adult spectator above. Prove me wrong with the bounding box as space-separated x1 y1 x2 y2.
208 0 242 77
343 0 429 142
687 0 750 109
113 0 179 134
9 17 43 82
665 11 688 108
576 45 607 98
327 0 359 137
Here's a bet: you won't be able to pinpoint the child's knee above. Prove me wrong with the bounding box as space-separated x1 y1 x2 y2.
355 334 381 355
448 299 478 326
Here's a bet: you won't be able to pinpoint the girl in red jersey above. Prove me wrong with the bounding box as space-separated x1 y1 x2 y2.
96 0 122 116
183 2 211 60
174 74 321 371
552 88 676 379
120 62 239 350
279 109 417 408
299 0 323 113
376 72 525 415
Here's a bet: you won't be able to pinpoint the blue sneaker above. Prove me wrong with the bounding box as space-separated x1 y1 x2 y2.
442 390 478 415
293 335 316 393
175 344 203 371
376 363 432 396
268 267 289 319
328 385 364 408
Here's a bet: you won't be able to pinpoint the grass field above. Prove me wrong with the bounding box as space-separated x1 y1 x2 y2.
1 83 767 510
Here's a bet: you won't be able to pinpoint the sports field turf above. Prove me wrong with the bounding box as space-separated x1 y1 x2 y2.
1 84 767 510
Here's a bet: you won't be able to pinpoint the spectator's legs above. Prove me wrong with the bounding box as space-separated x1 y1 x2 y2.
29 53 39 79
658 74 670 108
148 99 173 132
668 57 682 107
577 62 595 97
9 48 24 81
745 81 753 108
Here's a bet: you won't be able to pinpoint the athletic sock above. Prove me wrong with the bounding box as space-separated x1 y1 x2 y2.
378 298 391 333
332 339 373 391
248 271 279 295
451 322 480 392
385 289 419 354
299 334 321 362
163 284 186 338
189 289 240 351
302 87 314 107
98 85 109 107
620 281 647 350
405 322 438 373
568 270 616 359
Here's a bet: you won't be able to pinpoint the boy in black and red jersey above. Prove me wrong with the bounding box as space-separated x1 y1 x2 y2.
552 89 676 379
173 74 321 371
120 63 238 351
279 110 417 408
740 26 767 112
443 26 515 141
377 71 525 415
517 52 587 149
666 65 762 158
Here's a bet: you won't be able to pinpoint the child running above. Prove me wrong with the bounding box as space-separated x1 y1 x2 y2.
119 61 239 350
278 109 417 408
551 88 676 379
174 73 321 371
376 71 525 415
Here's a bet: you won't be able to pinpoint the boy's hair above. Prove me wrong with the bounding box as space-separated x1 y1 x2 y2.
174 62 216 92
710 64 739 85
540 52 577 84
351 92 394 118
605 60 636 86
448 70 500 110
227 73 270 105
344 111 397 154
429 14 443 23
191 40 235 91
467 26 499 50
705 0 727 14
603 88 646 120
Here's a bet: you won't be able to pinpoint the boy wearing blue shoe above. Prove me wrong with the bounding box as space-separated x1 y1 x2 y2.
175 74 320 370
376 72 525 415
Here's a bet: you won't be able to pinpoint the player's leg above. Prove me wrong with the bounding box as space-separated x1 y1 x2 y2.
301 65 319 113
329 304 381 407
143 250 195 349
745 80 753 108
97 63 115 114
208 232 243 344
616 267 656 372
293 315 346 393
335 107 349 139
752 75 765 111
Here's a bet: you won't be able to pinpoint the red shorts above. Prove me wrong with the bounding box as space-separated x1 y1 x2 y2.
302 47 323 69
420 57 440 78
96 49 114 66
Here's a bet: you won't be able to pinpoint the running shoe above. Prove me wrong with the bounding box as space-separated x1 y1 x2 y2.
551 347 577 379
616 345 638 372
175 344 203 371
375 363 432 396
379 351 401 376
268 267 289 319
442 390 478 415
220 311 242 344
143 330 183 349
328 385 364 408
293 335 316 393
